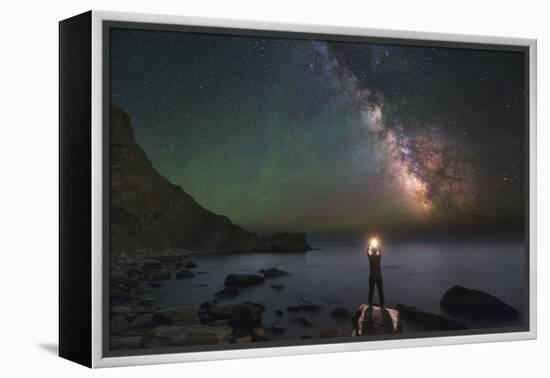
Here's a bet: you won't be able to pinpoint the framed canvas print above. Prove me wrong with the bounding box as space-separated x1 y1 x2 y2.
59 10 537 368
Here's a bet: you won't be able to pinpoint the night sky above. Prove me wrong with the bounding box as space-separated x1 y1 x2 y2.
111 28 526 237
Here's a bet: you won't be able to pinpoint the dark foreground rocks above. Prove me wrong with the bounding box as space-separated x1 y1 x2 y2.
396 304 467 331
440 285 519 320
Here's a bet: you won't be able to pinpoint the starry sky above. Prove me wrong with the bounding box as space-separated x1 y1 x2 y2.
110 28 526 237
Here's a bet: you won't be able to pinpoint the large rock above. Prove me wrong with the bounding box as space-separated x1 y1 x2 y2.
143 325 233 347
396 304 467 331
351 305 402 336
224 274 265 287
230 303 265 334
440 285 519 320
109 104 312 254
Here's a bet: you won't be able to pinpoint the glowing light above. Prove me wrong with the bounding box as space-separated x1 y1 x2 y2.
370 238 379 248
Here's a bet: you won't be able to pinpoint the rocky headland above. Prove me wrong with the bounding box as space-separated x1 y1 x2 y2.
109 104 312 256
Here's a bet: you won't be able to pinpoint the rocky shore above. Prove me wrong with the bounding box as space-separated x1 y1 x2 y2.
110 251 521 351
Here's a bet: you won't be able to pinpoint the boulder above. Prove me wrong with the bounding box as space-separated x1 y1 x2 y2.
440 285 519 320
143 324 233 347
260 267 289 278
351 305 402 336
175 270 195 279
396 304 467 331
230 303 265 334
224 274 265 287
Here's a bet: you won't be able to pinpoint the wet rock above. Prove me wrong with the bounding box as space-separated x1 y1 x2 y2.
143 325 233 347
271 284 286 290
215 287 240 297
320 328 344 338
331 307 352 318
440 285 519 320
176 270 195 279
396 304 467 331
351 305 402 336
230 303 265 334
224 274 265 287
110 314 129 336
260 267 289 278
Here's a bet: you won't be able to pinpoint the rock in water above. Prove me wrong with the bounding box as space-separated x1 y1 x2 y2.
109 104 311 254
440 285 519 320
224 274 265 287
396 304 467 331
351 305 402 336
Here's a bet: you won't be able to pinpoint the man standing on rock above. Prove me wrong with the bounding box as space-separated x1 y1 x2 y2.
366 238 385 310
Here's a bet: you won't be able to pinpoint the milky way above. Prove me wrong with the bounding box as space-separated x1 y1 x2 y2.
315 42 474 217
110 28 526 236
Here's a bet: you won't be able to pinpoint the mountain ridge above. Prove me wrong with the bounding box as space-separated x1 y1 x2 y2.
109 104 312 254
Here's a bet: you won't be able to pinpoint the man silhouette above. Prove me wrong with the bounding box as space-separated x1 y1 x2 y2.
367 239 385 310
